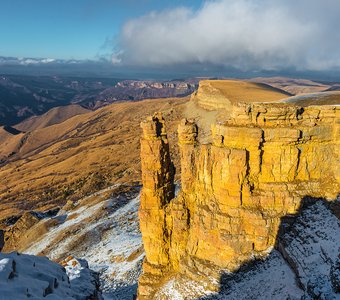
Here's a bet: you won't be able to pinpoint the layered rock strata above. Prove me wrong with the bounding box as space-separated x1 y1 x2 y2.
138 104 339 299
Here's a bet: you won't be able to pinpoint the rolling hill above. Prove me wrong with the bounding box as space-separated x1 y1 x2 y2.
0 96 188 225
14 104 90 132
0 75 118 126
250 77 332 95
281 91 340 106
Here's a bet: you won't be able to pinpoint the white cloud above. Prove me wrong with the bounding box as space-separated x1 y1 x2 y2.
112 0 340 71
41 58 56 64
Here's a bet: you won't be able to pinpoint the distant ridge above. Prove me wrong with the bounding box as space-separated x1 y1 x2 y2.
14 104 90 132
250 77 331 95
280 91 340 106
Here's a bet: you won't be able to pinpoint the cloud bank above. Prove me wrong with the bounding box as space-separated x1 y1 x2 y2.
112 0 340 71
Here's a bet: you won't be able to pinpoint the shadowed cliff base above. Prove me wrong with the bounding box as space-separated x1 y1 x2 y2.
195 196 340 300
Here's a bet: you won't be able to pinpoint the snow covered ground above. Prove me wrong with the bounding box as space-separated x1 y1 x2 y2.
14 185 339 299
24 185 143 299
0 252 101 299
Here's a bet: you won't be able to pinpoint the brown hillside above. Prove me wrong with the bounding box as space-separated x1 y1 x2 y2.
14 104 90 132
280 91 340 106
0 127 25 160
251 77 330 95
0 97 188 226
2 79 339 228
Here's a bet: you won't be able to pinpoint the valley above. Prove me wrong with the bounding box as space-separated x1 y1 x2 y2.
0 75 196 126
0 96 188 225
2 2 340 299
0 78 339 299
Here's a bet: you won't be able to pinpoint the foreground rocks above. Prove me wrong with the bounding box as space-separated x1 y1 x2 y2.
0 252 101 299
2 209 59 252
138 103 339 299
4 185 144 299
2 212 41 252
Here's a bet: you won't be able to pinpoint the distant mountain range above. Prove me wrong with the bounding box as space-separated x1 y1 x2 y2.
0 79 339 299
0 75 119 125
0 56 86 66
0 74 198 126
0 55 126 77
2 72 340 127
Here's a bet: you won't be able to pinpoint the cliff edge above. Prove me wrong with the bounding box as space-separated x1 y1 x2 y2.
138 102 339 299
191 80 291 111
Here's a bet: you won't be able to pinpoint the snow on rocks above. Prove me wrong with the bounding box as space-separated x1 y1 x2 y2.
277 199 340 299
0 252 101 300
61 256 101 299
24 185 143 299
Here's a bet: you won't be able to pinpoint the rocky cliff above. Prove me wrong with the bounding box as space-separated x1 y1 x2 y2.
138 103 339 299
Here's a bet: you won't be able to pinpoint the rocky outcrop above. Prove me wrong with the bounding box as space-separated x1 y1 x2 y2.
138 113 175 297
0 252 101 299
152 198 339 299
138 103 340 299
2 209 61 252
3 212 41 252
191 80 233 111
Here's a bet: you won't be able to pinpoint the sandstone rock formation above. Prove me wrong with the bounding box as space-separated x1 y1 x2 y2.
138 114 175 296
138 103 339 299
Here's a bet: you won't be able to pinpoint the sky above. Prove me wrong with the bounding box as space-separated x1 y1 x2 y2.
1 0 340 76
0 0 201 60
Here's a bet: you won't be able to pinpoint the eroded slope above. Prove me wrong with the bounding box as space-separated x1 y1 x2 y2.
0 97 188 225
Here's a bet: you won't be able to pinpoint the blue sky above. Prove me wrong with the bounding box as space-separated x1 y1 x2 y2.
0 0 202 59
1 0 339 73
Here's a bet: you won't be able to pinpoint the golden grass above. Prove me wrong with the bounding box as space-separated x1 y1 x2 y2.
1 79 338 227
0 97 188 225
206 80 291 103
14 104 90 132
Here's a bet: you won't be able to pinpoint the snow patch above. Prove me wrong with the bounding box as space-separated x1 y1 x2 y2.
24 186 143 299
0 252 101 299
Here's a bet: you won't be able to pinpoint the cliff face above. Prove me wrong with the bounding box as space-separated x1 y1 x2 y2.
138 103 339 299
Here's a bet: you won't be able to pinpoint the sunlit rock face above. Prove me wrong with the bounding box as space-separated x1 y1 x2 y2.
137 103 339 299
